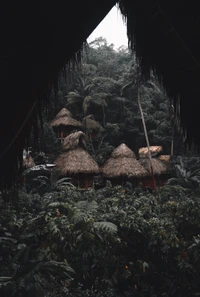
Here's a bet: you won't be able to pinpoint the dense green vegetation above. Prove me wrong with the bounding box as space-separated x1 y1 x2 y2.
1 183 200 296
43 37 184 161
1 39 200 297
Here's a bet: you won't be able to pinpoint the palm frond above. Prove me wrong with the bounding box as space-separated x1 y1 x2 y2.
66 91 81 99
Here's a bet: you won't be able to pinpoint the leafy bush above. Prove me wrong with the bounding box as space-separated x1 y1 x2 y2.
1 184 200 296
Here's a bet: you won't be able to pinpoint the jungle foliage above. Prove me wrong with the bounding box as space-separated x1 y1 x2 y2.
1 39 199 297
1 182 200 296
43 37 184 160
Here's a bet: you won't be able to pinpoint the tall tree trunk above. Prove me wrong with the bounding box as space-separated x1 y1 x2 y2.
137 83 156 190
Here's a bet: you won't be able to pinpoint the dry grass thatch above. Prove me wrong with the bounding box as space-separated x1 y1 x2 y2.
83 115 104 133
23 156 35 169
55 108 72 118
111 143 136 159
55 147 100 176
139 158 169 176
158 155 171 162
139 146 163 158
63 131 86 151
50 116 82 128
102 158 148 178
102 143 147 178
3 0 200 190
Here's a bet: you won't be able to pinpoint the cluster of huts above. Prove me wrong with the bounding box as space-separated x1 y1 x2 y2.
23 108 171 190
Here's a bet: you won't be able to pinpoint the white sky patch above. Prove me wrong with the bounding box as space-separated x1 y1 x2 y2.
87 5 128 49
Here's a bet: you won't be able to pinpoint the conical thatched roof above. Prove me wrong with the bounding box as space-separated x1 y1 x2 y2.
55 147 100 176
139 146 163 158
112 143 136 159
102 143 147 178
139 158 169 176
83 115 104 133
63 131 86 151
55 108 72 118
50 116 82 128
3 0 200 190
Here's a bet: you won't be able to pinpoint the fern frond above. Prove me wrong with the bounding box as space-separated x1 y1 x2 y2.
48 202 72 209
72 210 87 224
93 222 118 233
76 200 98 212
48 202 63 208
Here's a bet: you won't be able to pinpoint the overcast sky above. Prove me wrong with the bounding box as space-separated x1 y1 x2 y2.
87 5 128 49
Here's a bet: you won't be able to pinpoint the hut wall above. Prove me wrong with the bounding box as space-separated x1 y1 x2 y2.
71 175 94 189
104 176 170 190
156 175 171 187
55 127 72 143
140 178 155 189
104 177 127 187
104 177 141 188
140 174 170 189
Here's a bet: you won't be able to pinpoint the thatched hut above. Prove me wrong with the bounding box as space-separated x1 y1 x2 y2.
50 108 82 142
139 146 163 158
139 158 170 187
102 143 147 186
2 1 200 189
83 115 104 139
55 132 100 189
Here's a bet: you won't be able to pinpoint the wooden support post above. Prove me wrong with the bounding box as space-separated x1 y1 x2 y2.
85 178 89 189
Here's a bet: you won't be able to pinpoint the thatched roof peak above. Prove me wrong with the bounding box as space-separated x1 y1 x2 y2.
55 108 72 118
3 0 200 190
63 131 86 151
139 146 163 158
111 143 136 159
55 147 100 176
